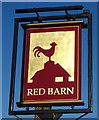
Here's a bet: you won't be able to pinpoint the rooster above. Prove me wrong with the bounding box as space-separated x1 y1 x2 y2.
33 42 57 61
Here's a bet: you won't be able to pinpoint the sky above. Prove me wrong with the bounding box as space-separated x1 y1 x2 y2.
1 2 97 120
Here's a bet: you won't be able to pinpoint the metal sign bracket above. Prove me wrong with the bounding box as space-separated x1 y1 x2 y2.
9 6 92 120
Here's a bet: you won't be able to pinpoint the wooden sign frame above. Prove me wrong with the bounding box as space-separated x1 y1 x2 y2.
16 21 84 107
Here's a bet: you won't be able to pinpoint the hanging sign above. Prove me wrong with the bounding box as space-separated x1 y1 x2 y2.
17 21 84 106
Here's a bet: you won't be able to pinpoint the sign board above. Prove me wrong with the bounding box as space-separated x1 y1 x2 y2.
17 21 84 106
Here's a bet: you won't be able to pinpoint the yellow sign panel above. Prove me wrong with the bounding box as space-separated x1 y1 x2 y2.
28 29 75 83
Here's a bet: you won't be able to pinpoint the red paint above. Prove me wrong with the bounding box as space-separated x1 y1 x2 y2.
33 42 57 61
22 25 82 102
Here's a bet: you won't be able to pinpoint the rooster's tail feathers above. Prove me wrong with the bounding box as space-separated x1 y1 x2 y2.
37 51 41 57
33 46 42 57
33 46 41 52
34 50 41 57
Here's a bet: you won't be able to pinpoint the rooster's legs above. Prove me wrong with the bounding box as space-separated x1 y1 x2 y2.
49 57 51 61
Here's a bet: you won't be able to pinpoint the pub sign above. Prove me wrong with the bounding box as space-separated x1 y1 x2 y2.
17 21 84 106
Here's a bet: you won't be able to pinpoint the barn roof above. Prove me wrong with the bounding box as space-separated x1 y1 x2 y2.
31 61 71 80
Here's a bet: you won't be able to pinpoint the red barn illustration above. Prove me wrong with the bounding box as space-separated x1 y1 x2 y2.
31 61 71 87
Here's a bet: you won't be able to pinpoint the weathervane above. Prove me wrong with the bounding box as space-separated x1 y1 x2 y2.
33 42 57 61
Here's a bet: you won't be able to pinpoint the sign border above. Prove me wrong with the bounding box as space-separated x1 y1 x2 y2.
19 22 82 106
